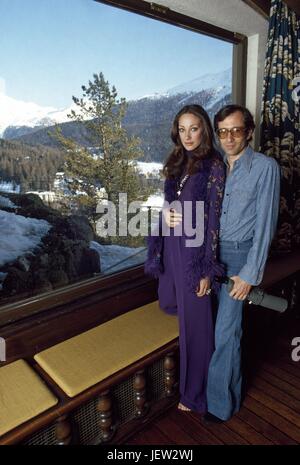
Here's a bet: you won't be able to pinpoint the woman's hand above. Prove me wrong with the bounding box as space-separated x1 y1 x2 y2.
163 208 182 228
196 277 211 297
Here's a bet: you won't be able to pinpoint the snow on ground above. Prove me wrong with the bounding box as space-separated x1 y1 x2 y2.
0 182 20 193
167 68 231 98
90 241 146 274
0 195 17 209
140 192 164 210
0 210 51 267
136 161 163 178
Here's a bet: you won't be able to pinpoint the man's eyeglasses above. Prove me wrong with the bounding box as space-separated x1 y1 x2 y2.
216 127 246 139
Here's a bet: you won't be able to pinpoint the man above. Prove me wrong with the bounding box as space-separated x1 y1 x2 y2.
204 104 280 423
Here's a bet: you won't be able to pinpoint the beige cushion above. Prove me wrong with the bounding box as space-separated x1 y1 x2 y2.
0 359 58 437
34 301 178 397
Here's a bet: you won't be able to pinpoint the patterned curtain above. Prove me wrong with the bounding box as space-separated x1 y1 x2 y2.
260 0 300 252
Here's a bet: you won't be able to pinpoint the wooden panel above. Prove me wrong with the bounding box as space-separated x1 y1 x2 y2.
236 404 297 444
0 275 157 363
153 415 199 445
225 415 273 445
127 424 175 445
190 412 250 445
261 361 300 390
243 395 300 442
0 265 149 326
258 369 300 400
167 409 224 445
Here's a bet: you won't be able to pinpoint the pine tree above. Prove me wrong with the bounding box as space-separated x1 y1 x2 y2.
54 72 153 242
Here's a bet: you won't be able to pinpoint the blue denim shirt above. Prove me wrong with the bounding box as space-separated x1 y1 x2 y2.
219 145 280 285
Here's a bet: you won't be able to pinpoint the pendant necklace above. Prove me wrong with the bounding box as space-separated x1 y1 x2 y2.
177 174 190 197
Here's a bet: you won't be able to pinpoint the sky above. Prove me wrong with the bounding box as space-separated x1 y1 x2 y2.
0 0 232 108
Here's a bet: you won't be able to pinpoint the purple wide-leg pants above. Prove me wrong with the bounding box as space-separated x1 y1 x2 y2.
158 233 214 413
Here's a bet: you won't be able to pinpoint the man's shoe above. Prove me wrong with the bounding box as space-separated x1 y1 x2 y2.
202 412 224 424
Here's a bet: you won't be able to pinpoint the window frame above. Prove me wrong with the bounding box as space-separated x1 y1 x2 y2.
0 0 247 333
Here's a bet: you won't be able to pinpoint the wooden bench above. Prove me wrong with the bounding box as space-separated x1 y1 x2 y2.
0 301 180 445
0 250 299 445
0 360 58 438
33 301 178 398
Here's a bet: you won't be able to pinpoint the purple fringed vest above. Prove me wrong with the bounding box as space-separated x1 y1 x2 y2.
144 154 225 293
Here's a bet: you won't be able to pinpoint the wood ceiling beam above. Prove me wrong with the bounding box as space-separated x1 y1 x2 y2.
241 0 271 18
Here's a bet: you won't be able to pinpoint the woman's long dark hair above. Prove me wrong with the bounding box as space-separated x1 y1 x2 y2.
163 104 216 179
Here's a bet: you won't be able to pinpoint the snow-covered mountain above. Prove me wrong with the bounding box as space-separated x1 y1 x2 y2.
167 68 231 96
166 67 231 108
137 68 231 104
0 67 231 138
0 92 73 137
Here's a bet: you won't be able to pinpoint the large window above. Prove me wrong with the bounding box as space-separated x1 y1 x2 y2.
0 0 234 311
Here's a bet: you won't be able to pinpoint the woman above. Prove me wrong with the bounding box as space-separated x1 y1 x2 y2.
145 104 225 413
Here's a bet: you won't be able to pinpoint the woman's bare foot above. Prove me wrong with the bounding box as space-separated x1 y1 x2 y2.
178 402 191 412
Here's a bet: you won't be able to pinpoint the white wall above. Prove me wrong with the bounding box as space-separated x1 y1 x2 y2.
246 29 269 149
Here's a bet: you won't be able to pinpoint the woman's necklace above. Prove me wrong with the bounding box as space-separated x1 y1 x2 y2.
176 173 190 197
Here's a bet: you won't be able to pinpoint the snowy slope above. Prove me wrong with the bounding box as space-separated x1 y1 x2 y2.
136 161 163 177
0 92 73 137
137 68 231 102
0 67 231 137
167 68 231 96
0 210 51 267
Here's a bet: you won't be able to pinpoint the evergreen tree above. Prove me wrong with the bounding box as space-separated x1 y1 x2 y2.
54 72 153 241
0 139 64 193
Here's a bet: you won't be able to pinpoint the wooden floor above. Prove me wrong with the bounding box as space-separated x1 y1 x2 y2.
127 308 300 445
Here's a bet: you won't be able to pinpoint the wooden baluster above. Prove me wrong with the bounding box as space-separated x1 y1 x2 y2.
97 389 115 442
164 352 177 397
55 414 72 445
133 369 148 417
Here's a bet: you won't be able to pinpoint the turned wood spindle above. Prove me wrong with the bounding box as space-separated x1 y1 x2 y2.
97 389 115 442
133 369 147 417
164 352 177 397
55 414 72 445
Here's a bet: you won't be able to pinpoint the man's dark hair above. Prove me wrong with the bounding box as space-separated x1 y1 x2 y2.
214 104 256 139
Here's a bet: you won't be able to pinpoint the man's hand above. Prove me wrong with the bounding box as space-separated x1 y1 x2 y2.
196 277 211 297
229 276 252 300
163 208 182 228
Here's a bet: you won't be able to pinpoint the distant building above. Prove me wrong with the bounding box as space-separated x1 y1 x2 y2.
26 191 57 203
